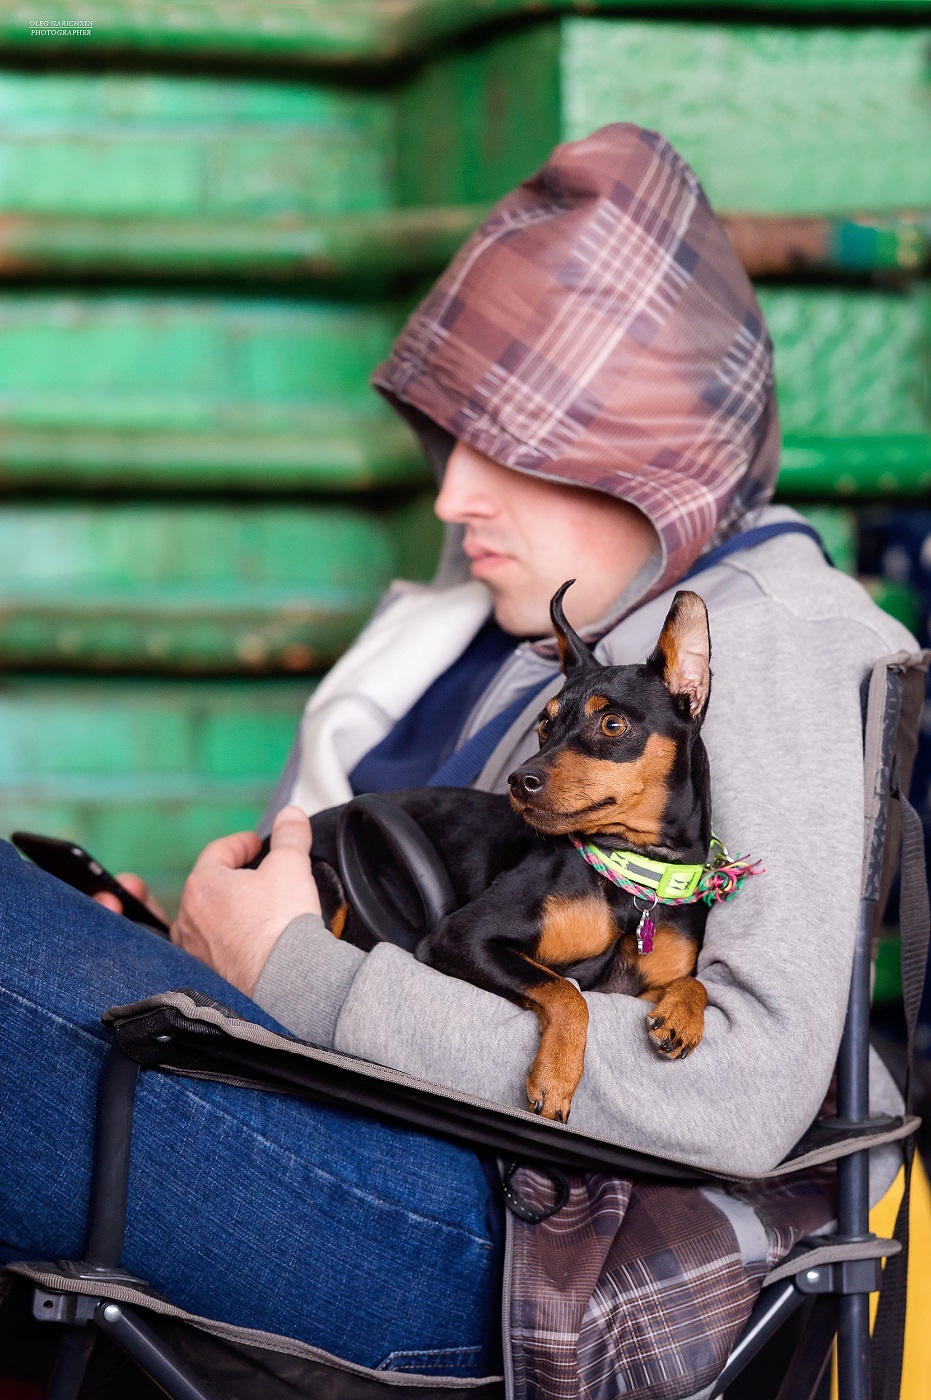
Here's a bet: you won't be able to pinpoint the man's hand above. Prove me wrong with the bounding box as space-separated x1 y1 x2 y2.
170 806 321 997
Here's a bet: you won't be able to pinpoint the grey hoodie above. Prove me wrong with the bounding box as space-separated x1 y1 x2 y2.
255 511 911 1182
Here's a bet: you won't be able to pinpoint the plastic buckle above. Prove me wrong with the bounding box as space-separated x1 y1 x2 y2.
32 1288 100 1325
795 1256 884 1295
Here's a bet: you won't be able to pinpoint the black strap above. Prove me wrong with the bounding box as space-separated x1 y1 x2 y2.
501 1160 570 1223
871 792 930 1398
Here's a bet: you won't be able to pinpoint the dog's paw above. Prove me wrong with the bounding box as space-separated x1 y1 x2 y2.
525 1069 574 1123
645 978 706 1061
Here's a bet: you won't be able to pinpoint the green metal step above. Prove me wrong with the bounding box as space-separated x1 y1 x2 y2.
0 294 425 491
400 21 931 217
0 207 490 287
763 286 931 497
0 499 907 672
0 676 310 913
3 2 930 69
0 63 505 286
2 208 929 287
0 70 396 220
561 21 931 217
0 287 925 495
0 503 436 671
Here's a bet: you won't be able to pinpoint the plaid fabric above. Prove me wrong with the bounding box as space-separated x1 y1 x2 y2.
373 124 780 597
508 1168 835 1400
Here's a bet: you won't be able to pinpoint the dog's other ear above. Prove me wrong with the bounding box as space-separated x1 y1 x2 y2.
648 590 711 722
550 580 597 676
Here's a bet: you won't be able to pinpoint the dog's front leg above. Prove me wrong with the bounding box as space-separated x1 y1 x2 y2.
417 874 590 1121
519 961 589 1121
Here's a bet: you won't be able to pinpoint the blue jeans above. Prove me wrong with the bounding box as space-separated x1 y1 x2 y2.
0 841 503 1377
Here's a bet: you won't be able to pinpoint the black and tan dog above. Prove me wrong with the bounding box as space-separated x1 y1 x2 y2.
306 582 715 1122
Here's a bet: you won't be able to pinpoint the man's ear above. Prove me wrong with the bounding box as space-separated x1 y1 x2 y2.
648 590 711 722
550 580 598 676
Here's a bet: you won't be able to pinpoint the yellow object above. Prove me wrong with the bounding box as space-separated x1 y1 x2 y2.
831 1154 931 1399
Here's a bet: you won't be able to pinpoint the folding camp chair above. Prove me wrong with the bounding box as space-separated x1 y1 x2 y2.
4 649 929 1400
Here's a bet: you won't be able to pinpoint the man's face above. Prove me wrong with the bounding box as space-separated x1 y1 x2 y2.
434 442 659 636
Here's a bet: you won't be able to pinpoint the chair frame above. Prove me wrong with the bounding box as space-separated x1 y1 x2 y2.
27 887 882 1400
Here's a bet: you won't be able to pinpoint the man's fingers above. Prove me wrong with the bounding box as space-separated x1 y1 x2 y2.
114 872 149 900
194 829 262 873
269 805 312 856
114 873 169 923
93 891 124 914
94 873 169 923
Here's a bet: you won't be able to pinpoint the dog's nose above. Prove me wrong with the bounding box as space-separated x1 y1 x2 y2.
508 766 546 799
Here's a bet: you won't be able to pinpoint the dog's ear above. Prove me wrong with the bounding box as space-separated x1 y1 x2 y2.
648 590 711 722
550 580 597 676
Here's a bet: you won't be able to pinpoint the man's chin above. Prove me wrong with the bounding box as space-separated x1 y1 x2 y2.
488 589 552 639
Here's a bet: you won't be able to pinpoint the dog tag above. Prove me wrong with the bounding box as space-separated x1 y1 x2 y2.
636 908 655 955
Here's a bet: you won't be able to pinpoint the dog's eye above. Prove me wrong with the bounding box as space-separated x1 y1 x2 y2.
538 716 552 743
600 714 627 738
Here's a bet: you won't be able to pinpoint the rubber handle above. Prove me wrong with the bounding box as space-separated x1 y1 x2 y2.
336 795 455 952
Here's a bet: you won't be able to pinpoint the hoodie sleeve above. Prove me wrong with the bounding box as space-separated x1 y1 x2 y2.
248 583 910 1177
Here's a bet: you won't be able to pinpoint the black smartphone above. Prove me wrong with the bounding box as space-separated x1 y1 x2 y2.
11 831 171 935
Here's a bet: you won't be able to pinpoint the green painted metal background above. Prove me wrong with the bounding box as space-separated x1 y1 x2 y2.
0 505 399 670
0 677 310 910
561 22 931 214
1 19 928 285
0 7 926 919
2 1 931 71
396 20 931 215
0 294 423 490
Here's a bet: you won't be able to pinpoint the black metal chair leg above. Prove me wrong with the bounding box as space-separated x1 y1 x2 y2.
775 1297 839 1400
833 900 877 1400
34 1043 219 1400
712 1277 808 1394
85 1043 140 1268
837 1293 871 1400
40 1044 140 1399
94 1301 218 1400
44 1325 97 1400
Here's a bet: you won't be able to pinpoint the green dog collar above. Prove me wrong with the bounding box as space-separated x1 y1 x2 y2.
589 847 704 900
570 832 760 909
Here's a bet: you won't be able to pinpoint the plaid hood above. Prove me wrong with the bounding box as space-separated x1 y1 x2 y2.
373 124 780 600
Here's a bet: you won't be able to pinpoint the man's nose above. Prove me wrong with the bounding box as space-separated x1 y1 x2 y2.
508 765 547 800
434 442 497 523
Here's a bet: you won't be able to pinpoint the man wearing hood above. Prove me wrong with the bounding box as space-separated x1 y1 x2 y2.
0 126 916 1398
